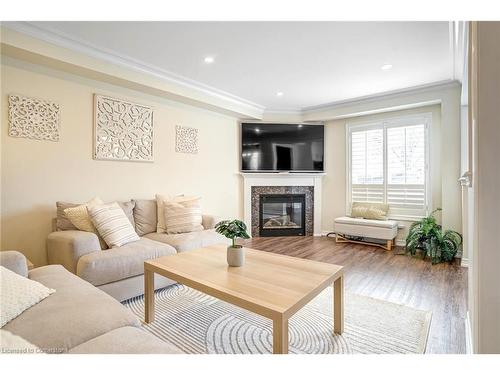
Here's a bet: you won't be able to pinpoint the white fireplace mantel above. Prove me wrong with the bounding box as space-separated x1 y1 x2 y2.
240 172 325 236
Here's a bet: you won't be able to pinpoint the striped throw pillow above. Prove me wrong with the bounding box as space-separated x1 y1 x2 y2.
89 202 140 248
164 197 203 234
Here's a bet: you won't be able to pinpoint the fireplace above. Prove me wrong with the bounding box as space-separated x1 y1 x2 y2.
259 194 306 237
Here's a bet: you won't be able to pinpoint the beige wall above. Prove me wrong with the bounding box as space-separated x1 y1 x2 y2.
1 58 242 266
1 55 463 267
321 104 461 244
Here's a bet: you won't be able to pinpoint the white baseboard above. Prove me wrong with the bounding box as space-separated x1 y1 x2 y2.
465 311 473 354
461 257 469 267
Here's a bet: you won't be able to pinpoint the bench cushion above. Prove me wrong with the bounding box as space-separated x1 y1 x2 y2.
334 216 398 240
334 216 398 228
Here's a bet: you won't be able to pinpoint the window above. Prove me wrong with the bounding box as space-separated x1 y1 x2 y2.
347 114 430 219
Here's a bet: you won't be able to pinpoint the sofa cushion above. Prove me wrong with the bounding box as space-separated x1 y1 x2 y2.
133 199 157 236
117 200 136 227
1 266 55 327
164 196 204 234
3 265 140 353
89 202 140 247
98 273 175 302
77 238 176 286
68 326 183 354
0 329 42 354
56 201 79 230
144 229 226 252
0 250 29 277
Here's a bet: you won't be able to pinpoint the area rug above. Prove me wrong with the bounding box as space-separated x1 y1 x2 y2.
123 284 431 354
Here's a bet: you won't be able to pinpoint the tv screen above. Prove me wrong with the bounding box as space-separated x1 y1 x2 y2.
241 123 324 172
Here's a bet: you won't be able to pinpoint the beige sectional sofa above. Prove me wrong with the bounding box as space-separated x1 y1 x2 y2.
1 251 182 354
47 198 225 301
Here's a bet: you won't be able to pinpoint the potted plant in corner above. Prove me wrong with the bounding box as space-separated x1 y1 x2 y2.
215 219 250 267
405 208 463 264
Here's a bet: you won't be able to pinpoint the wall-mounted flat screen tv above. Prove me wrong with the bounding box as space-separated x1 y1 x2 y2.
241 123 324 172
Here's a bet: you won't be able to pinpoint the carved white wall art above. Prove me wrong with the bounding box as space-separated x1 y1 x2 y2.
8 94 60 141
94 94 154 162
175 125 199 154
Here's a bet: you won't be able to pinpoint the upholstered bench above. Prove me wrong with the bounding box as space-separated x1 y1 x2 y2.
333 216 399 251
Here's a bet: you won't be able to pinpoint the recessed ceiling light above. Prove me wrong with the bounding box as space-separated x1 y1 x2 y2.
276 92 284 97
381 64 393 71
204 56 215 64
255 128 260 133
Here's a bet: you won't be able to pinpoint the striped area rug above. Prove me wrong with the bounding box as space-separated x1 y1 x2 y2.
123 284 431 354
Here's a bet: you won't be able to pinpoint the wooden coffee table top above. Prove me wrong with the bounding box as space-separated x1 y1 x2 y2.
145 244 343 320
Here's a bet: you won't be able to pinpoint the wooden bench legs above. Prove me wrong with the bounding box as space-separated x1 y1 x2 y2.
335 234 395 251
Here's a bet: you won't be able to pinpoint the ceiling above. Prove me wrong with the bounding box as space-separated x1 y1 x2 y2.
18 21 453 112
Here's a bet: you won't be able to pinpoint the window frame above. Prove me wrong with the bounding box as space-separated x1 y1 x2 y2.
346 113 432 221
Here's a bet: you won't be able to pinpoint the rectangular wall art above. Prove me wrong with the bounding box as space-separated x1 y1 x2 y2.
94 94 154 162
8 94 60 141
175 125 199 154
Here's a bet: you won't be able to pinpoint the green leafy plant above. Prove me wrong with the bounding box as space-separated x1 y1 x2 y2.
215 219 250 248
405 208 463 264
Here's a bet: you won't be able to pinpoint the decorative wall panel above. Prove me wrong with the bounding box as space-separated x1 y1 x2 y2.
94 94 154 162
175 125 199 154
8 94 60 141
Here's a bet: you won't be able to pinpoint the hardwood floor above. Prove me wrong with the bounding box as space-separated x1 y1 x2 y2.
242 236 468 354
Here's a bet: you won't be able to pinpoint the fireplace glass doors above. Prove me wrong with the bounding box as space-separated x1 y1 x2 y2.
259 194 306 236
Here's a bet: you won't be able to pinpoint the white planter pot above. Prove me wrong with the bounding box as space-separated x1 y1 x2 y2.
227 246 245 267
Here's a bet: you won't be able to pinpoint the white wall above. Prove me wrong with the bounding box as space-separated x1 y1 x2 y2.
321 105 451 243
1 57 242 266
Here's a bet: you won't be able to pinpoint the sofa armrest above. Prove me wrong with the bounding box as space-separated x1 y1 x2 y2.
47 230 102 274
0 251 28 277
202 214 220 230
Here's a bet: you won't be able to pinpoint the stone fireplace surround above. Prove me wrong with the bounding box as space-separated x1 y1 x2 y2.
252 186 314 237
241 173 324 237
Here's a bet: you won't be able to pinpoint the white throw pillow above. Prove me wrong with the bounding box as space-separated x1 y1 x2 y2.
1 266 55 327
0 330 42 354
89 202 140 247
155 193 185 233
164 196 204 234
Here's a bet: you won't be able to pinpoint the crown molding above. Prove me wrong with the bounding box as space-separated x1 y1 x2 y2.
2 21 265 117
2 22 462 121
302 79 460 115
263 109 303 115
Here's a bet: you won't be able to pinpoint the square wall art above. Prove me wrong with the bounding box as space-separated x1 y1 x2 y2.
8 94 60 141
175 125 199 154
94 94 154 162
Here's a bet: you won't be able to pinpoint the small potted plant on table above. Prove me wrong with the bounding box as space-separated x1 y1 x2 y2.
215 219 250 267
